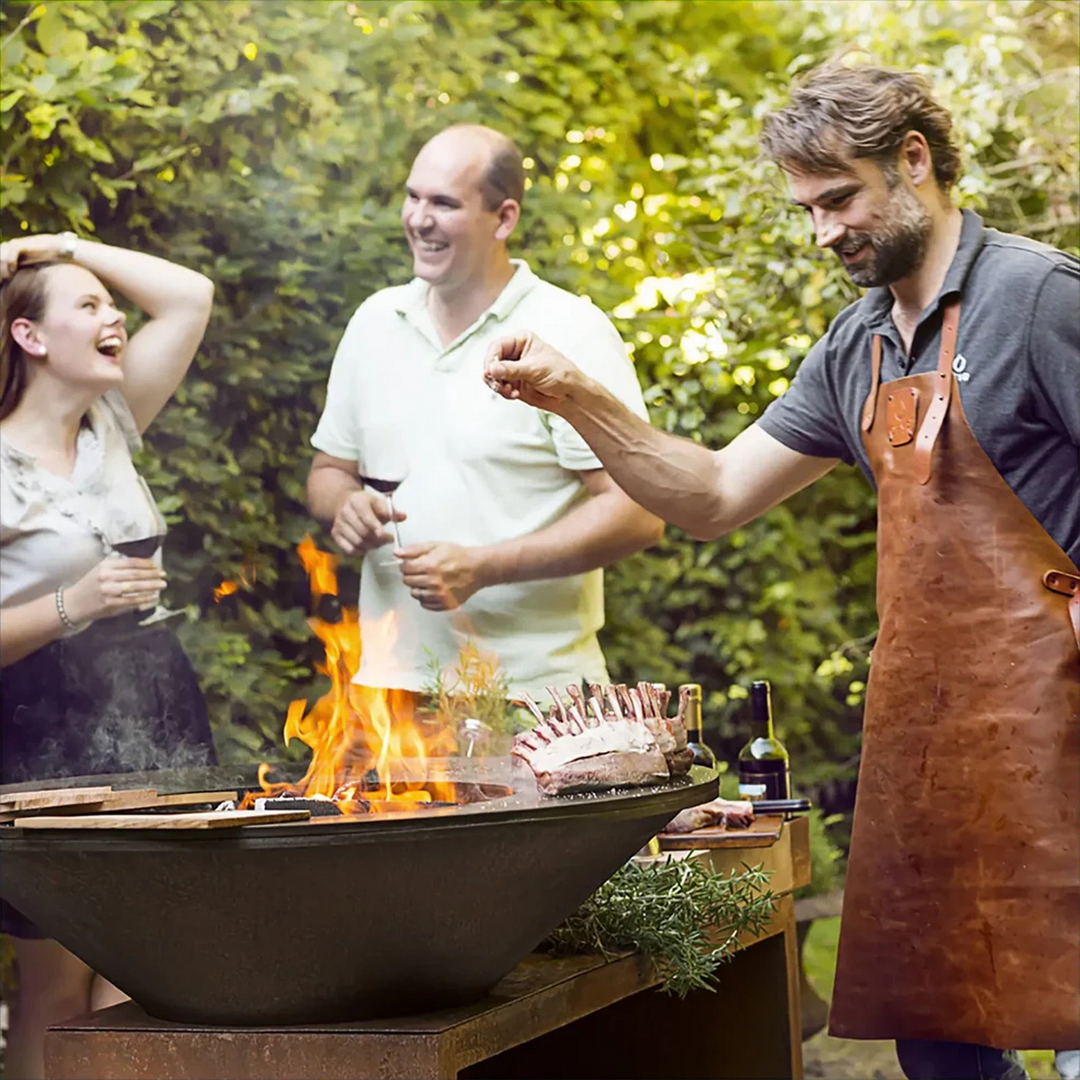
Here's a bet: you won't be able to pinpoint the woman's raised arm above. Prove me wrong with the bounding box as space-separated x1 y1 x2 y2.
1 233 214 432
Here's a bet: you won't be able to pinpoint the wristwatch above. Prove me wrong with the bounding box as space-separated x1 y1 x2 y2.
57 231 78 260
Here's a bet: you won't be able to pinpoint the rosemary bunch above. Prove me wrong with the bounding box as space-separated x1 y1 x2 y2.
421 642 513 735
542 857 777 997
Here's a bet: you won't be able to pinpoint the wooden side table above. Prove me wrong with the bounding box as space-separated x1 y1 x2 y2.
46 816 810 1080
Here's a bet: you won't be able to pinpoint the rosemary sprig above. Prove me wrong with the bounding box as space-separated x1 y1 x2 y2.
420 642 515 736
542 857 777 997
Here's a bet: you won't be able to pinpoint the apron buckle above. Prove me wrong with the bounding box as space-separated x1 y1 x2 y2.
1042 569 1080 597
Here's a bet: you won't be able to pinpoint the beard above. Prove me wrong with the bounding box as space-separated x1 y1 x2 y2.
835 184 932 288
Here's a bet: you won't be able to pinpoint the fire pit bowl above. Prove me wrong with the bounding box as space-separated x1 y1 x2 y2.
0 761 717 1025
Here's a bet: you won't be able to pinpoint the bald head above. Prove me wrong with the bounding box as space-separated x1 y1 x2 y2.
417 125 525 210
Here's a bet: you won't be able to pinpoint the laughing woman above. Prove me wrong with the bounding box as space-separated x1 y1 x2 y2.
0 233 217 1079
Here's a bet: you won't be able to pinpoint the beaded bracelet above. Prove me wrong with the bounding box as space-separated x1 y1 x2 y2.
55 586 79 632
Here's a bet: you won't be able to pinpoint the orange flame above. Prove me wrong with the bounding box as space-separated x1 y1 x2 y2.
213 579 239 602
213 561 257 603
249 535 457 812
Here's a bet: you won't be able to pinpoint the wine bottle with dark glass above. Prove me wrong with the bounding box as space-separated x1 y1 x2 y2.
737 680 790 801
678 683 718 769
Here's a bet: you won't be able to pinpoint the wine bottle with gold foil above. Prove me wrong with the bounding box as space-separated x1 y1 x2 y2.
678 683 718 769
737 680 790 800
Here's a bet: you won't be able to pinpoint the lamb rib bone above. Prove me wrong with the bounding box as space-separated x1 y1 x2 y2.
512 685 672 796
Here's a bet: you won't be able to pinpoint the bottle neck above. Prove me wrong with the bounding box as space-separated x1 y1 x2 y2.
684 693 703 740
749 683 775 740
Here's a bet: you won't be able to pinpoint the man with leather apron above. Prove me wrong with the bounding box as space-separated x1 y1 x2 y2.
481 63 1079 1080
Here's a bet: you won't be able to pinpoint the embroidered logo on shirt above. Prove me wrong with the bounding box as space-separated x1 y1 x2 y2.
952 353 971 383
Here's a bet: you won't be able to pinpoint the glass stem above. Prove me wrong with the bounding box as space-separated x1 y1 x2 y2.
387 495 403 551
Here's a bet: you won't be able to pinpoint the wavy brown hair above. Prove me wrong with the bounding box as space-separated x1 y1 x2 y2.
760 63 961 191
0 261 61 421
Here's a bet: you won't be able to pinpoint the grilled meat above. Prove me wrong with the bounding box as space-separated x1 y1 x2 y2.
662 797 754 834
512 682 694 796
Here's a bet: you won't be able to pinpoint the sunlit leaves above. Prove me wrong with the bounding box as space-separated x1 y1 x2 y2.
1 0 1074 783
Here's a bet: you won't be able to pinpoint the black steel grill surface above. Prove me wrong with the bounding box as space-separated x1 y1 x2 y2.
0 761 717 1024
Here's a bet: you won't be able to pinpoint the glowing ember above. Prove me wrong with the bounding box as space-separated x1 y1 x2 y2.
241 537 458 814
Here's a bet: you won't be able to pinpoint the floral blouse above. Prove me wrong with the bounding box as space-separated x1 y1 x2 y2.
0 390 166 615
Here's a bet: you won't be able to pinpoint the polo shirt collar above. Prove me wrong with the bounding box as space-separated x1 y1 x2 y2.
393 259 537 327
862 209 986 333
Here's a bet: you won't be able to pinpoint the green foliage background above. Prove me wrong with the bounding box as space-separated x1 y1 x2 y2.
2 0 1077 803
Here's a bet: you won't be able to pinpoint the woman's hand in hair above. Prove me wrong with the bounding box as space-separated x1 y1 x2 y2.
61 556 168 625
0 234 66 281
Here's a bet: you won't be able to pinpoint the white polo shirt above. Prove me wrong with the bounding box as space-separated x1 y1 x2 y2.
311 260 649 699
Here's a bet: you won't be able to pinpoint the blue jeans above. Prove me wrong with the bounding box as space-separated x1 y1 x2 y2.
895 1040 1028 1080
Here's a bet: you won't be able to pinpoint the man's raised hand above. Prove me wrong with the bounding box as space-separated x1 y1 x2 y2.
483 332 583 412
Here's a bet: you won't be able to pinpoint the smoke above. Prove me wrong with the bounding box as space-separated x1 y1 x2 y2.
69 628 215 777
1 625 214 785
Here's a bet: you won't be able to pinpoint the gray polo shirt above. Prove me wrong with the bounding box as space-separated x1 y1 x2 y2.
759 210 1080 565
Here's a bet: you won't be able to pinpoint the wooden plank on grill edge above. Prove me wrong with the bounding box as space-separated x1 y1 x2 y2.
11 809 311 830
0 787 115 811
0 789 241 823
152 790 238 808
2 790 161 822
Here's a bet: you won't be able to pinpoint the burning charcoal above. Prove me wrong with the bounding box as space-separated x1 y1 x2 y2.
314 593 343 624
214 800 239 812
254 796 343 818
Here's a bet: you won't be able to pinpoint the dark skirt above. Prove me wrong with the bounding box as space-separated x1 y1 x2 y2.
0 612 216 937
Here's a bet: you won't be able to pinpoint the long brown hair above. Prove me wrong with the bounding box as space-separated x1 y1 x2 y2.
0 261 61 421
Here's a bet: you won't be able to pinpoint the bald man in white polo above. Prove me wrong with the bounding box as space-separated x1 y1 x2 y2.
306 125 662 698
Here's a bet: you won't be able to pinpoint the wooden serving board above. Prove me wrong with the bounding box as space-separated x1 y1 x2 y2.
12 809 310 830
151 790 237 808
86 789 237 813
0 786 114 812
0 789 238 823
657 814 784 851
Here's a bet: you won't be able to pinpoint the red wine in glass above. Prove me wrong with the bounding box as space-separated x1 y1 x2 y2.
360 432 408 552
358 476 402 496
359 472 407 549
111 534 172 622
111 535 164 559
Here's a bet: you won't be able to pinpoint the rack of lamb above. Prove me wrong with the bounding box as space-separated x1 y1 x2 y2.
511 682 698 796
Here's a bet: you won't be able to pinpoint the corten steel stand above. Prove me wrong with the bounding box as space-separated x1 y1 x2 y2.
46 816 810 1080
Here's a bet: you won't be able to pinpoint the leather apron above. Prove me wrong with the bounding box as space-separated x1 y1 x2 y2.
828 300 1080 1048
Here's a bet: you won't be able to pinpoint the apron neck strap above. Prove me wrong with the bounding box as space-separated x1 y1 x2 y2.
861 335 883 434
912 299 961 485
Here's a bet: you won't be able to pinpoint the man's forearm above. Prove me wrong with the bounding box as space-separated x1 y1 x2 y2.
477 491 663 588
558 376 725 539
307 464 363 526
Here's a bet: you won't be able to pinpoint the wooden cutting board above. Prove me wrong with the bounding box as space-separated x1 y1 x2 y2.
11 809 310 830
0 787 114 812
657 814 784 851
0 789 238 823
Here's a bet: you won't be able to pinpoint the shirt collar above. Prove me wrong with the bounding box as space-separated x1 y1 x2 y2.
861 209 986 332
394 259 537 327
